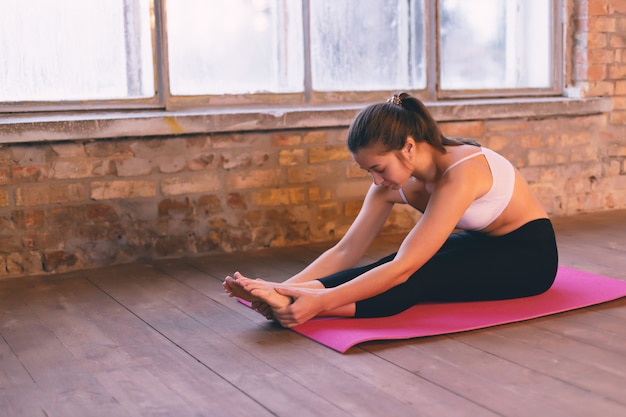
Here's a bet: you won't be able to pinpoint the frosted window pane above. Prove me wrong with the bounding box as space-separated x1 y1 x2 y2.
167 0 304 95
440 0 552 90
310 0 425 92
0 0 154 102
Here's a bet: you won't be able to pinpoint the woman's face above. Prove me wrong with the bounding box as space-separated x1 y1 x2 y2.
352 142 415 190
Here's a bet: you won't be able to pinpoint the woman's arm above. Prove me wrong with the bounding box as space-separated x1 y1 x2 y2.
275 166 487 326
284 183 396 284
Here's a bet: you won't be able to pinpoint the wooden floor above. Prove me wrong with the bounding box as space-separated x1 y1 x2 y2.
1 210 625 417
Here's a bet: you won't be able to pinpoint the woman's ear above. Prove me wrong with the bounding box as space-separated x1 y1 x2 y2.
403 136 416 156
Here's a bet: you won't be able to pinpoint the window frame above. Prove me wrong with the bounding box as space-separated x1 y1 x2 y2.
435 0 565 100
0 0 565 114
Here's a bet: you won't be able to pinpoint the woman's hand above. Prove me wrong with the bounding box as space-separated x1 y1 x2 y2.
272 286 325 328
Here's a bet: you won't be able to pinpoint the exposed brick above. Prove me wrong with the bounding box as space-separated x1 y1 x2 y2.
589 16 616 32
439 121 484 138
0 189 8 207
309 145 351 164
609 110 626 124
607 144 626 156
272 133 302 147
515 134 548 149
84 204 118 222
485 135 510 152
607 160 623 175
346 164 368 179
43 250 79 272
570 145 600 162
212 133 261 149
303 131 328 144
199 195 224 214
221 151 270 170
587 64 607 80
587 80 615 95
50 143 85 158
336 180 371 199
16 183 85 206
316 202 340 221
159 197 193 217
589 0 608 15
226 169 282 190
188 153 218 171
0 166 10 185
587 32 607 48
252 187 305 206
154 235 190 257
527 150 568 166
560 131 592 146
7 251 43 275
161 174 221 196
156 155 187 174
610 0 626 14
84 140 133 158
588 48 616 64
308 186 332 202
609 33 626 48
12 210 45 229
0 255 6 277
288 205 313 223
287 165 335 183
225 193 246 210
10 144 53 165
12 165 49 183
344 200 363 217
244 210 262 226
91 180 155 200
287 166 316 183
279 149 305 166
0 236 21 254
51 160 95 179
114 157 153 177
613 96 626 109
608 64 626 79
486 121 530 132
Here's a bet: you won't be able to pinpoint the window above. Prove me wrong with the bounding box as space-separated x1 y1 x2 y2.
0 0 154 106
439 0 556 97
166 0 304 95
0 0 562 112
309 0 426 92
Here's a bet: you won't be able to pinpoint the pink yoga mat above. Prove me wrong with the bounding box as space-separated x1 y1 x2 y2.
240 266 626 353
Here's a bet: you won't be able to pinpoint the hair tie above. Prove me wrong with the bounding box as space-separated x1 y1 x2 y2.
387 94 402 106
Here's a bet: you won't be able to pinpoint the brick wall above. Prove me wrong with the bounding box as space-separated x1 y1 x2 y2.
0 0 624 278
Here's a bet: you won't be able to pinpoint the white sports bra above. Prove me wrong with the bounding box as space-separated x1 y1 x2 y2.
398 147 516 231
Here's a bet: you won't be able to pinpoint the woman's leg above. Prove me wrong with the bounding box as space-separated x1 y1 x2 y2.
225 254 397 318
355 219 558 318
317 253 397 288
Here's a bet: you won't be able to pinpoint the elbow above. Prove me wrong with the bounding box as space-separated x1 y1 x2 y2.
389 261 419 288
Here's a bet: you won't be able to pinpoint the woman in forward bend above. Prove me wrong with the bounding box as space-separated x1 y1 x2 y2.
224 93 558 328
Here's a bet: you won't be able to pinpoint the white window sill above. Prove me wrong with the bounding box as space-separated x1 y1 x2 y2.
0 97 613 145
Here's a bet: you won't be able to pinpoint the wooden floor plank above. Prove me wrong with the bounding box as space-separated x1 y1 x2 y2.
155 259 500 417
453 327 626 405
91 261 446 417
89 263 349 417
0 277 130 417
365 335 625 417
0 209 624 417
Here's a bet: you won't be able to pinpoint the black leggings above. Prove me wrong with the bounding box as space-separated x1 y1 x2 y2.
318 218 559 318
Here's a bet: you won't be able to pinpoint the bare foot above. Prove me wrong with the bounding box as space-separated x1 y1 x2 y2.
223 274 256 303
240 279 292 310
223 272 290 318
231 272 292 310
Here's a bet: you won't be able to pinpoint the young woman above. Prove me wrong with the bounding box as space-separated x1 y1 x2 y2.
224 93 558 328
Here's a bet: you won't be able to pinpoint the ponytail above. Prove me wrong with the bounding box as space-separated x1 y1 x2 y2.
347 92 480 154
